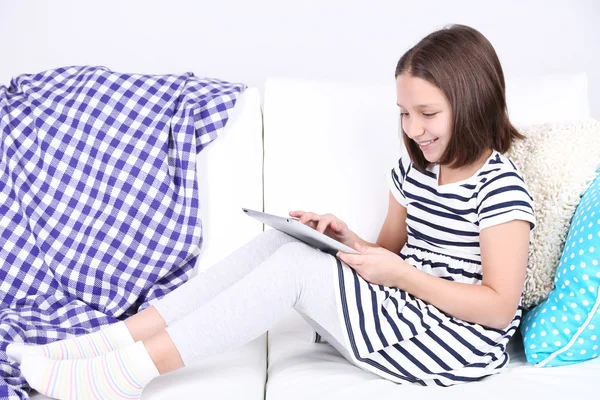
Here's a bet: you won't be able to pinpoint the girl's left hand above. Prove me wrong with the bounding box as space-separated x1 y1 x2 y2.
336 243 407 287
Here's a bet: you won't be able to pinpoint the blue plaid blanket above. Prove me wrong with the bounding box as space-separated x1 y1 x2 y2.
0 66 244 399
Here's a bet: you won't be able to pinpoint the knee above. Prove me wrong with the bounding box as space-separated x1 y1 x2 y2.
278 244 337 313
261 229 288 240
260 229 297 244
275 242 334 276
277 241 317 258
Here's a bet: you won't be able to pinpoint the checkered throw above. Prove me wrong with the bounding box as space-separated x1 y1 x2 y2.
0 66 245 399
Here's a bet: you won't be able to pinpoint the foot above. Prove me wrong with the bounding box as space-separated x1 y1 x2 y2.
20 341 159 400
6 321 134 363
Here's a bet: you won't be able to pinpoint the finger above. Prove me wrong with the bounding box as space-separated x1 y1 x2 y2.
336 251 350 265
307 220 318 229
333 218 348 232
316 218 333 233
289 210 304 217
299 212 312 224
342 253 363 266
301 212 320 225
338 254 363 273
354 242 366 253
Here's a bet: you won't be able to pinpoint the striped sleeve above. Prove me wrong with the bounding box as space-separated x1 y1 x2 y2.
387 151 411 208
477 169 536 231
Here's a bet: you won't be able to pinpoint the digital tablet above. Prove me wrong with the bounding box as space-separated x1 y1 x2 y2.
242 208 361 256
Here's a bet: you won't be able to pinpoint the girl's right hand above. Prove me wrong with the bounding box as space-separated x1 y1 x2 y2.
289 210 355 247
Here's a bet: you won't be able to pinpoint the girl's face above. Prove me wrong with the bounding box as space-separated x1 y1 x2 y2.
396 73 452 164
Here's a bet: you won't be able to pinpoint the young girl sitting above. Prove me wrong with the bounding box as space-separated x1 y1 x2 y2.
10 23 535 398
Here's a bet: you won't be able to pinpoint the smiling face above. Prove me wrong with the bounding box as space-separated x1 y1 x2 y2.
396 73 452 164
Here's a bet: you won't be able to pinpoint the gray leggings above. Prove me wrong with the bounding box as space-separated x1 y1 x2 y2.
151 230 353 365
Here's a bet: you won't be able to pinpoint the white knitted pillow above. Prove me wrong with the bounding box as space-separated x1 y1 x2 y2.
505 119 600 308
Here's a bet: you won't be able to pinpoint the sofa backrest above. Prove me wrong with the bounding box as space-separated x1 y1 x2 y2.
505 73 590 126
194 87 264 272
262 74 591 243
263 79 398 241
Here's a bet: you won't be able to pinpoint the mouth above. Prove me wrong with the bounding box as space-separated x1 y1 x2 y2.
417 138 438 150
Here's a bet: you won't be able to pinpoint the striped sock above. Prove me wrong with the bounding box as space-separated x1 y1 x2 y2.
6 321 134 363
21 341 159 400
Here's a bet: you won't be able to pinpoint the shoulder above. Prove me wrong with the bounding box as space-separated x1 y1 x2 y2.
478 152 529 193
392 147 413 177
476 151 536 229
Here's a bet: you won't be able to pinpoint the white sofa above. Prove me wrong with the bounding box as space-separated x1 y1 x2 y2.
261 75 600 399
31 73 600 399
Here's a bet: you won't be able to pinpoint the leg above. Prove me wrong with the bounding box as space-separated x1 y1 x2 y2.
8 230 299 362
156 241 349 371
21 242 352 399
129 229 301 336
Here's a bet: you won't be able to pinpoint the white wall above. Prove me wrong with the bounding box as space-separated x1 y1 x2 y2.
1 0 598 118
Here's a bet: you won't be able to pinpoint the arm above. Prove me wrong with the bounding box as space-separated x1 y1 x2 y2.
393 219 530 330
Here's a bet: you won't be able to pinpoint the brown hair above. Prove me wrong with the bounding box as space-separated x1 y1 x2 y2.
395 24 523 171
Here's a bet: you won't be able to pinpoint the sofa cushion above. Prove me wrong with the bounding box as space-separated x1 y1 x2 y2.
267 310 600 400
505 120 600 308
521 171 600 366
30 335 266 400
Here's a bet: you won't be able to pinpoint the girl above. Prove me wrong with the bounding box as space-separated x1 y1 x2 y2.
10 24 535 398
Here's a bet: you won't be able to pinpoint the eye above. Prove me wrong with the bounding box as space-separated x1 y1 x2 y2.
423 112 438 118
400 112 409 117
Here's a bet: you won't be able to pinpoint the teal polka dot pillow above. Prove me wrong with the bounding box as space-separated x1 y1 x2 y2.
521 172 600 366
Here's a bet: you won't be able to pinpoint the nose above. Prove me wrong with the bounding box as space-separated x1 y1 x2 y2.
401 116 424 139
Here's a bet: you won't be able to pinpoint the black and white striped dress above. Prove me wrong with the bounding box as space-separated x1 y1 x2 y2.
331 149 536 386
